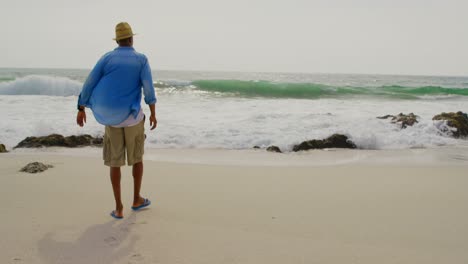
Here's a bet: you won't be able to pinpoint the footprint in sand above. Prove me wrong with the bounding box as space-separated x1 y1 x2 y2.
104 236 119 247
128 253 144 263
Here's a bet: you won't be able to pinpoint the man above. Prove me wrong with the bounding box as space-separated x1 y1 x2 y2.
76 22 157 219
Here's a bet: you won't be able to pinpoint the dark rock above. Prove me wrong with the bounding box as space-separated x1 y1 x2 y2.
20 162 53 173
432 111 468 138
293 134 357 152
266 146 282 153
377 113 419 128
0 144 7 153
377 115 394 119
14 134 67 148
91 137 104 145
253 146 261 149
14 134 103 149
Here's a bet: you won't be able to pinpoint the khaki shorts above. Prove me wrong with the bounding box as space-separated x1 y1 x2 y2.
103 119 145 167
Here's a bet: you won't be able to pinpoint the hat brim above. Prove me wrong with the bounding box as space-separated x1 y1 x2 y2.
113 33 136 41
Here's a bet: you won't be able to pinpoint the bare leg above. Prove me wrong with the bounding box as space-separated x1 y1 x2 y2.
132 162 145 206
110 167 123 217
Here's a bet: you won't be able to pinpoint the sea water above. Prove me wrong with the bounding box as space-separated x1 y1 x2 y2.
0 68 467 151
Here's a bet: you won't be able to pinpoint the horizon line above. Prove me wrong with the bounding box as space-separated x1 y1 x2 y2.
0 66 467 79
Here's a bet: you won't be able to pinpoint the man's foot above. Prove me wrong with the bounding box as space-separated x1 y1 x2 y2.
110 210 123 219
110 204 123 219
131 197 151 211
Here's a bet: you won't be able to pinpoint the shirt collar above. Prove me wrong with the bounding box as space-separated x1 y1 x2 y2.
115 46 135 51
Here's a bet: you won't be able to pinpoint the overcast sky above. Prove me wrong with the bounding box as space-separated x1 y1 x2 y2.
1 0 467 76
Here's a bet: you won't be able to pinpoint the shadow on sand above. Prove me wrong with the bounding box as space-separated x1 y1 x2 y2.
38 213 140 263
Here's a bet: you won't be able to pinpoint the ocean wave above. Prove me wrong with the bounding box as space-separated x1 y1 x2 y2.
2 75 467 100
154 80 192 88
0 77 16 82
0 75 83 96
178 80 468 99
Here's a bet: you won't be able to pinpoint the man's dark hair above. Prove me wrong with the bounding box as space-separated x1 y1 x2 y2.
117 37 133 47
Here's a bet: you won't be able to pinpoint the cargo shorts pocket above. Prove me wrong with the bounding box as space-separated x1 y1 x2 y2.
134 134 145 160
103 135 111 163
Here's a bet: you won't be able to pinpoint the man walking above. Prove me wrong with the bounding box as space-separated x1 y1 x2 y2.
76 22 157 219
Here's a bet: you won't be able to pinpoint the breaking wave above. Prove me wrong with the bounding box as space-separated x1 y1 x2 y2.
0 75 82 96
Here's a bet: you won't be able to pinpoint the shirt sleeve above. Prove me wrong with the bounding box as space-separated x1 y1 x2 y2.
77 55 107 108
140 56 157 105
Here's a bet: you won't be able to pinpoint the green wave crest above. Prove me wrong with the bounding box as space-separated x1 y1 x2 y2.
190 80 468 99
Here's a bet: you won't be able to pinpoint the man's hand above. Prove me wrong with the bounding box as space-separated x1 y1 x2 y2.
77 110 86 127
149 114 157 130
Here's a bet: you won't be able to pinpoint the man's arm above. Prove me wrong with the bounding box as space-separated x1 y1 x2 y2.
140 56 157 130
76 107 86 127
148 103 157 130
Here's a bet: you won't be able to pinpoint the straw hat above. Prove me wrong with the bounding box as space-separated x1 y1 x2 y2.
113 22 136 41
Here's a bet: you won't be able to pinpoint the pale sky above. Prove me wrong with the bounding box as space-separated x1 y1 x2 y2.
1 0 467 76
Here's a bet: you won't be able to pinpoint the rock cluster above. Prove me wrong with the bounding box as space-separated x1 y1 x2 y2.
20 162 53 173
377 113 419 128
266 146 282 153
293 134 356 152
0 144 7 153
14 134 103 149
432 111 468 138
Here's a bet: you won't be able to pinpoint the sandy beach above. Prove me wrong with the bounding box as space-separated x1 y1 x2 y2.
1 148 467 264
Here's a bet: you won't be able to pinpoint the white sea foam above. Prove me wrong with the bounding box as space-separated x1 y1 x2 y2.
1 92 467 151
0 75 82 96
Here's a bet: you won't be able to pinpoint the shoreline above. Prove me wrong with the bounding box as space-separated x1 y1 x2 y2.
6 145 468 166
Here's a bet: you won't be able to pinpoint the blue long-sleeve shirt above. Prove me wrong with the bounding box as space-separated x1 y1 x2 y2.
77 46 157 126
